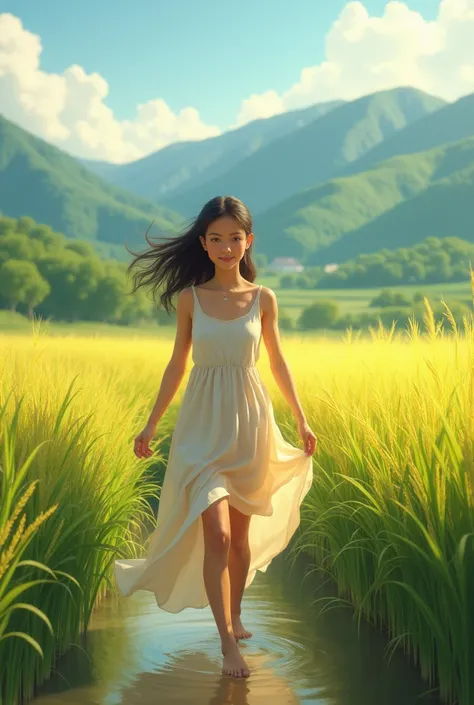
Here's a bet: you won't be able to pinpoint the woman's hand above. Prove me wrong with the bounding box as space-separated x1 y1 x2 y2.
298 419 318 456
133 423 156 459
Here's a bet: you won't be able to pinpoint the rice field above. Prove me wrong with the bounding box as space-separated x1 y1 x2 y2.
1 296 474 705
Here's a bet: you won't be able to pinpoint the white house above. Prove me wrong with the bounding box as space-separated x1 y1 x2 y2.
323 263 339 273
268 257 304 273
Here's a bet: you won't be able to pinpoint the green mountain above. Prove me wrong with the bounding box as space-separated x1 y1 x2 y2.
161 87 445 217
342 91 474 177
81 99 344 202
254 135 474 264
0 114 184 250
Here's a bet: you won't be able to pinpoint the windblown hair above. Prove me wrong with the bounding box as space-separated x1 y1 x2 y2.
125 195 257 313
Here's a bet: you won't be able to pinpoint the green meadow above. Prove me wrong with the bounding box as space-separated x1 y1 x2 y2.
0 278 472 336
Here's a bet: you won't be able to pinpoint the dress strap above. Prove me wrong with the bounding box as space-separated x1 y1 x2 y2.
254 285 262 317
191 285 201 316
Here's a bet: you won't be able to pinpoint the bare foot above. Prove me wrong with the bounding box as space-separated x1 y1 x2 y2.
232 614 253 640
222 642 250 678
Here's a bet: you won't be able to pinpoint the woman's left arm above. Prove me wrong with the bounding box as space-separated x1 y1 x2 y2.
261 287 317 456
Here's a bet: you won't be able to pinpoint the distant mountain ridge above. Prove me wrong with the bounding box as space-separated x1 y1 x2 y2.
254 134 474 264
0 113 183 249
160 87 446 217
4 85 474 271
341 91 474 178
81 98 344 203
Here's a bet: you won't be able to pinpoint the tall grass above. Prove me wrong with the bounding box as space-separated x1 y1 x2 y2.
0 332 161 704
0 284 473 704
0 455 61 659
285 295 474 705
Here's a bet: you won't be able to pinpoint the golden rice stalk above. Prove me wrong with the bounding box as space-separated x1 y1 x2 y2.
405 314 420 342
0 480 39 549
0 504 58 581
441 299 458 337
422 296 443 339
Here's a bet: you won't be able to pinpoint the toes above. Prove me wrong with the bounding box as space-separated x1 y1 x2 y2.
237 630 252 639
222 662 250 679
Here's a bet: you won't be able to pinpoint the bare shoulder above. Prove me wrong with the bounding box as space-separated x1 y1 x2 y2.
259 285 277 304
259 285 278 315
178 286 194 301
177 286 194 314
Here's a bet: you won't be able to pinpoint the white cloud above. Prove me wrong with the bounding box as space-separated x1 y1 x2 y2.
0 13 221 163
236 90 286 126
234 0 474 125
1 3 474 162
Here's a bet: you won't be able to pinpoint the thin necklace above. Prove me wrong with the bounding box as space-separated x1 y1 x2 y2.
222 286 239 302
202 281 243 302
211 284 241 302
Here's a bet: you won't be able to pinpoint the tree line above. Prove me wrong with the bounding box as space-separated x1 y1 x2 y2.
280 236 474 290
2 214 471 332
0 214 173 325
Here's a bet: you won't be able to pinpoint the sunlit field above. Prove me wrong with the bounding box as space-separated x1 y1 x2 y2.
1 298 474 705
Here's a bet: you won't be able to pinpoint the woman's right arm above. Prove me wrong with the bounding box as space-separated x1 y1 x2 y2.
134 287 193 458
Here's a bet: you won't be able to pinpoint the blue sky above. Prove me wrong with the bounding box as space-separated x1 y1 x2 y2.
0 1 470 163
1 0 441 126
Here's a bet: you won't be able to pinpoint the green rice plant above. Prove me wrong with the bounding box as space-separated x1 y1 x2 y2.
0 409 78 705
0 363 160 704
289 299 474 705
1 478 59 658
1 286 473 704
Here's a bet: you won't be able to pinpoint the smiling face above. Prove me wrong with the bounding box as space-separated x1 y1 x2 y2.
200 215 253 269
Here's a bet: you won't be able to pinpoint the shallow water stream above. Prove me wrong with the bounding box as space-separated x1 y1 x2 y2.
32 554 441 705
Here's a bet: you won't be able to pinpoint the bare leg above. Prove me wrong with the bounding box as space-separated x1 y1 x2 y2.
201 497 250 678
228 505 253 639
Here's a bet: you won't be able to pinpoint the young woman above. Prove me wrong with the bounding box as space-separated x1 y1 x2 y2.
114 195 317 679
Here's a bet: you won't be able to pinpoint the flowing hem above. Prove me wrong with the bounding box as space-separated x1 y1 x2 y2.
114 452 313 612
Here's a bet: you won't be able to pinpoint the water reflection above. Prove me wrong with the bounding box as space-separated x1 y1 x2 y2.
32 553 441 705
115 650 300 705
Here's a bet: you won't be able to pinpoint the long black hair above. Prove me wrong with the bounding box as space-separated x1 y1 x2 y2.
125 195 257 314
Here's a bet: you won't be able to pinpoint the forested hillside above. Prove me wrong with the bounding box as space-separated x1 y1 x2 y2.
0 115 183 247
254 135 474 263
81 99 344 201
161 87 445 217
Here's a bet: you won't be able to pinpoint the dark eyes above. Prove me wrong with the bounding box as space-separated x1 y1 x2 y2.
210 237 241 242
